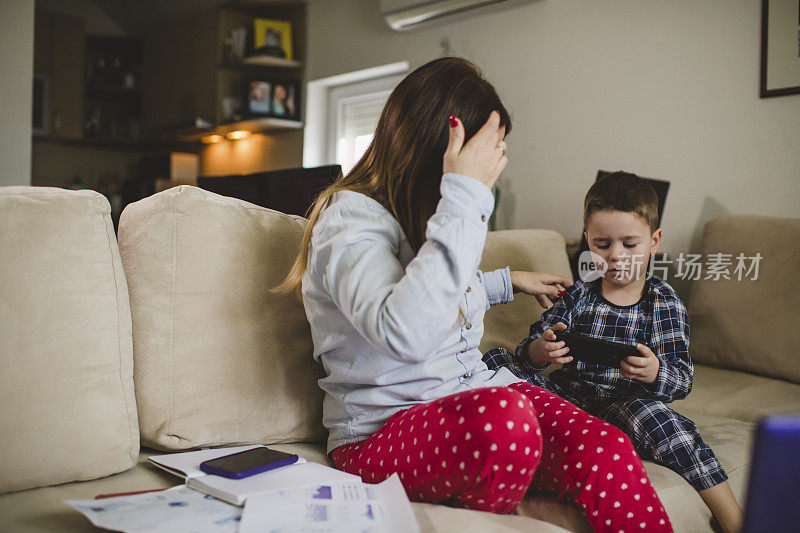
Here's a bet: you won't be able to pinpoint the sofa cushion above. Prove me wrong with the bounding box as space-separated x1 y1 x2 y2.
672 364 800 424
480 229 573 354
118 186 325 450
688 215 800 384
0 447 570 533
0 410 752 533
0 187 139 493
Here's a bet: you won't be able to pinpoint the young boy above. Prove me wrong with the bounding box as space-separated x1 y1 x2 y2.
484 172 742 533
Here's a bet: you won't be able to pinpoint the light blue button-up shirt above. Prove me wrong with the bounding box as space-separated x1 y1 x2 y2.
301 173 522 453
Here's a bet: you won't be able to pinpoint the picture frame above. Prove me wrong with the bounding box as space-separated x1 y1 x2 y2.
245 78 300 120
252 18 293 60
246 80 272 117
760 0 800 97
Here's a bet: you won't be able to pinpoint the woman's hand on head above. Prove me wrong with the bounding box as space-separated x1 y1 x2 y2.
443 111 508 189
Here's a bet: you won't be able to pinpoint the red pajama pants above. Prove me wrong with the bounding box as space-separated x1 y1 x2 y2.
332 382 673 533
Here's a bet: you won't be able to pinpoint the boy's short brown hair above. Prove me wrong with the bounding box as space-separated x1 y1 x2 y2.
583 172 659 232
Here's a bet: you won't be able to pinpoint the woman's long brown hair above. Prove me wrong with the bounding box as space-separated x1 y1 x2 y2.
275 57 511 296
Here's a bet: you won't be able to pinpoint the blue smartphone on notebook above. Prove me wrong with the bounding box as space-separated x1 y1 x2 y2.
199 447 299 479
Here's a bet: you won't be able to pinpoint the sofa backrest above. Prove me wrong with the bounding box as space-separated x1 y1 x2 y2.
118 186 326 450
688 215 800 384
0 187 139 493
480 229 573 355
117 190 574 451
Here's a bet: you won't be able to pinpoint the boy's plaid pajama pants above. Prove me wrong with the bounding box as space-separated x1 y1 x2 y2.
483 347 728 492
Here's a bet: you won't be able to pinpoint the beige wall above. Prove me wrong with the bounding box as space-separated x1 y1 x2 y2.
306 0 800 268
0 0 35 186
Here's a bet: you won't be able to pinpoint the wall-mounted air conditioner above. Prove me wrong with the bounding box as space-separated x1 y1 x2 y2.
380 0 535 31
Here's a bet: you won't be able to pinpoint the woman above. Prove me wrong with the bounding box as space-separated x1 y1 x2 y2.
278 57 672 532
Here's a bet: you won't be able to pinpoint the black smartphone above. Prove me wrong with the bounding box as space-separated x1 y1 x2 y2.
199 447 299 479
553 330 642 366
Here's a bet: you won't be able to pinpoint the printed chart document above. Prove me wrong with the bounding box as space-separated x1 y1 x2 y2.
148 447 360 506
239 474 419 533
66 485 241 533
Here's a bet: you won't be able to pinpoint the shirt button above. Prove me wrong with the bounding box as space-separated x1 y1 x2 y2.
466 287 471 293
465 323 472 330
462 372 472 379
481 215 486 222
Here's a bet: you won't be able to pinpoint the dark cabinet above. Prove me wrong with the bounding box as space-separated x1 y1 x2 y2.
34 10 84 139
83 36 143 140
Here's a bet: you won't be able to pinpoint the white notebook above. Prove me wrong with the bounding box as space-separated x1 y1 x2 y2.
148 446 361 506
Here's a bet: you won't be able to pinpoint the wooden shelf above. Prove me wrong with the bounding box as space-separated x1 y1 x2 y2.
170 117 303 141
226 117 303 131
240 55 302 68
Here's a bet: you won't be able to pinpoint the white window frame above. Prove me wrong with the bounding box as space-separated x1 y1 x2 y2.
303 61 409 169
329 85 394 174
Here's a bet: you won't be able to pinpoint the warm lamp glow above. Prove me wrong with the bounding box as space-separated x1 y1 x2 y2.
226 130 251 140
201 134 223 143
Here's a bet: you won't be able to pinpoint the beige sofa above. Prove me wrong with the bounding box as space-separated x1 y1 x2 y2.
1 185 798 533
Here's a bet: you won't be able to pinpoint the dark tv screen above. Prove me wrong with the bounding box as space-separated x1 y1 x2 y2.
197 165 341 217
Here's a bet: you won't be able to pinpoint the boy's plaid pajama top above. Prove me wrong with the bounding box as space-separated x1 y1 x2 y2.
483 275 728 491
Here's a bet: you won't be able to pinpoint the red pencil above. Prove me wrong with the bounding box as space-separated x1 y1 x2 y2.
95 488 169 499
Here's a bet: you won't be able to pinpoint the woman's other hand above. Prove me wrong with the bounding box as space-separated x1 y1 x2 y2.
510 271 571 309
443 111 508 189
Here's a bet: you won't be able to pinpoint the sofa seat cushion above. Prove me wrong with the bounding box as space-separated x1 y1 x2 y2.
118 186 325 450
0 450 178 533
0 446 567 533
672 364 800 424
0 412 753 533
0 187 139 493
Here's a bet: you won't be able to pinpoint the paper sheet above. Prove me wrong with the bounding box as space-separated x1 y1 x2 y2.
187 461 360 506
239 474 419 533
65 485 241 533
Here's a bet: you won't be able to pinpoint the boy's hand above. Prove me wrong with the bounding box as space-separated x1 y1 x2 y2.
527 322 573 367
620 344 660 384
510 271 571 309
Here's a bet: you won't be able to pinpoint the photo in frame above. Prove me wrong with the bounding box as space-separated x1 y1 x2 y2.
245 79 300 120
760 0 800 97
252 19 293 60
247 80 272 116
269 80 299 119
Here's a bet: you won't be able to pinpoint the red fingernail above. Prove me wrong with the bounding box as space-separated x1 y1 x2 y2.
449 115 458 128
558 291 564 296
